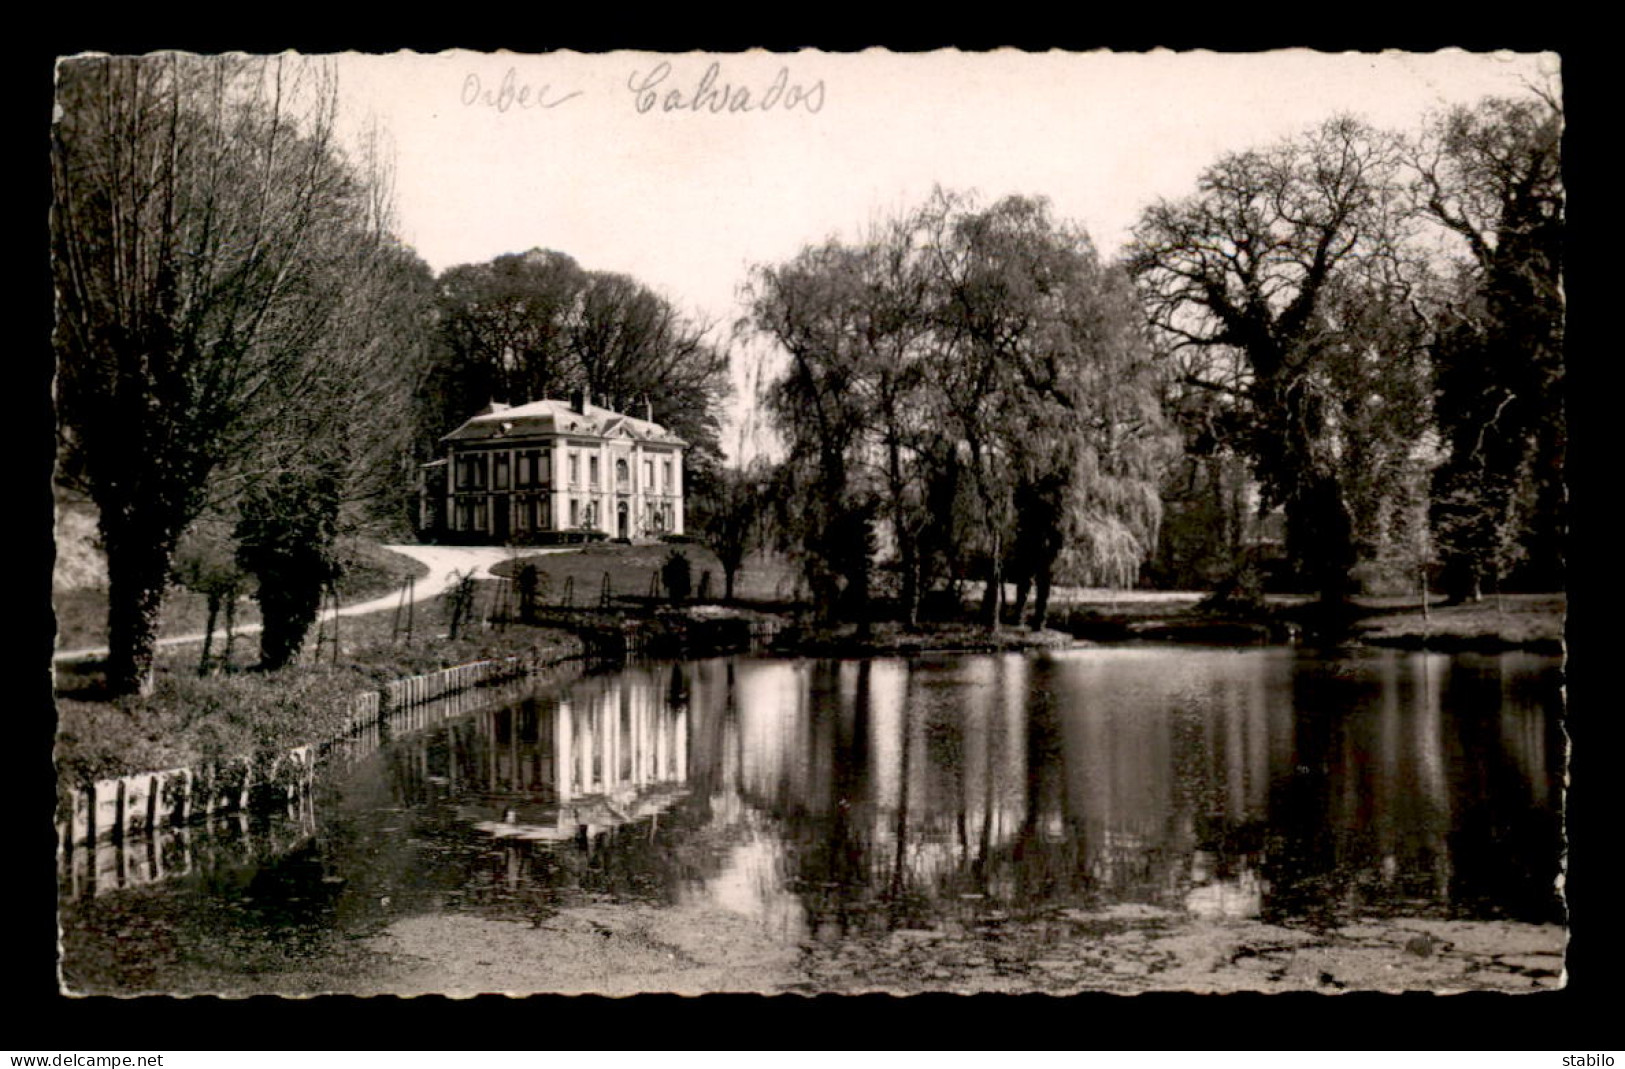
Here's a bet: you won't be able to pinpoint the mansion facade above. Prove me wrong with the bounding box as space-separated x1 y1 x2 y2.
419 391 686 544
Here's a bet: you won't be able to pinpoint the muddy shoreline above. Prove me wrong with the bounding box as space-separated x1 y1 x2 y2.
63 897 1563 997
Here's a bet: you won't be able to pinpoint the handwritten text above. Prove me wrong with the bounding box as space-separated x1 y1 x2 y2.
461 68 583 113
626 62 826 115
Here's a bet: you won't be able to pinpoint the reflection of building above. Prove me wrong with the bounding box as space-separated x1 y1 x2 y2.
447 675 691 843
419 389 686 543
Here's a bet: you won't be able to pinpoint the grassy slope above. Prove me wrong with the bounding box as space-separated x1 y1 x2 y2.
52 539 430 651
55 586 576 785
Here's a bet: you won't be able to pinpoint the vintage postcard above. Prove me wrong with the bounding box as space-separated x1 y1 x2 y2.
51 48 1565 997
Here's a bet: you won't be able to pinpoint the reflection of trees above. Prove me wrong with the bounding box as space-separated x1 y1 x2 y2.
300 647 1562 938
1264 651 1561 923
707 647 1561 930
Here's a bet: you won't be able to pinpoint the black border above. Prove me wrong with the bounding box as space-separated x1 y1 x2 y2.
19 29 1612 1047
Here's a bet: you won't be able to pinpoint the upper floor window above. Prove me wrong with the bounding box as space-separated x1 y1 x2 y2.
456 453 487 490
589 455 600 488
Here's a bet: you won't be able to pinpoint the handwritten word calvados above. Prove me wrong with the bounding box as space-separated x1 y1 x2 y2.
462 68 583 113
626 62 826 115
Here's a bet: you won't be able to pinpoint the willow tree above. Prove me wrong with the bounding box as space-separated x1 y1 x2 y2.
1128 117 1411 608
746 241 880 624
53 54 414 693
749 190 1171 630
928 193 1171 629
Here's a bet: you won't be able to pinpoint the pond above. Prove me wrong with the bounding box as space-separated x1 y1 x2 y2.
58 645 1566 995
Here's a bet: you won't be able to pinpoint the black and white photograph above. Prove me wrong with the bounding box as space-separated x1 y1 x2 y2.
48 48 1569 998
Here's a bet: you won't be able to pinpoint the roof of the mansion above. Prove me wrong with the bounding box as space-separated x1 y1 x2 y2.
442 399 687 448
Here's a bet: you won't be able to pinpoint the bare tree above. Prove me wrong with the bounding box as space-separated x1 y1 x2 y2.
1128 116 1412 609
52 54 410 694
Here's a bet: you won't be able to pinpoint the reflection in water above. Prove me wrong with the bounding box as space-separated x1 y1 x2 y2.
671 649 1562 933
61 646 1564 990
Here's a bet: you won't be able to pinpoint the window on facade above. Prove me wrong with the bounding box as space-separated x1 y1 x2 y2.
494 453 510 491
589 455 599 488
568 452 579 487
522 450 548 488
569 498 580 527
644 459 654 489
663 460 673 492
616 459 629 488
456 454 486 490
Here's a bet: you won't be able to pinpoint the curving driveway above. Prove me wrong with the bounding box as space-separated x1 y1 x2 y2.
52 544 574 664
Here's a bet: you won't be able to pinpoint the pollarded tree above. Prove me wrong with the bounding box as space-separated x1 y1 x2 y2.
234 452 344 670
1128 116 1412 608
52 54 404 695
228 233 438 669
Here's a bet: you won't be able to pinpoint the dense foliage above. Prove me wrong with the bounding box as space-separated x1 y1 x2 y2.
420 249 731 476
747 191 1174 630
1129 96 1563 606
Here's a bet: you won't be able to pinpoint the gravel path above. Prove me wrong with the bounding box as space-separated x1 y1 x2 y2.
52 544 573 664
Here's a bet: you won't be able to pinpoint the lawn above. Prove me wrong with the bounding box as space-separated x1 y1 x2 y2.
491 542 802 607
1350 593 1565 650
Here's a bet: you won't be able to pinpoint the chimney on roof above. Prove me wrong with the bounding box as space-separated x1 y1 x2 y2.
570 386 590 415
643 396 654 422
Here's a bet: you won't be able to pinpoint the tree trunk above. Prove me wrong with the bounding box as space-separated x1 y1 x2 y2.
980 538 1004 630
1032 560 1054 632
1287 473 1356 609
886 432 920 629
224 592 237 666
103 530 173 697
1012 575 1031 629
199 594 220 676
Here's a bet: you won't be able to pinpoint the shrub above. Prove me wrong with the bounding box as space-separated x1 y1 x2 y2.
661 550 692 603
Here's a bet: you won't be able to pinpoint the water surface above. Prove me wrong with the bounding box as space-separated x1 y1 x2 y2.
59 646 1565 993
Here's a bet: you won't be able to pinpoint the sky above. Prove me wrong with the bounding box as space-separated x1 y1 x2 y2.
327 48 1558 458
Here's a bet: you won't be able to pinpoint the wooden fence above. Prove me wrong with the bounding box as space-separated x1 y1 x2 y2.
59 638 585 857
